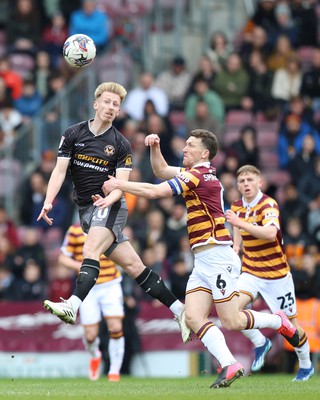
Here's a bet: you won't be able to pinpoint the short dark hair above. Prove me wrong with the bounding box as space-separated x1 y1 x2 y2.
189 129 219 160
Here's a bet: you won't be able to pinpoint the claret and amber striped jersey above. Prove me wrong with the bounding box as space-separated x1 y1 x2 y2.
167 162 232 250
60 223 121 284
231 192 290 279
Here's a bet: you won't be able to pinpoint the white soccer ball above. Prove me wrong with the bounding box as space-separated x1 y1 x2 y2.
63 34 96 68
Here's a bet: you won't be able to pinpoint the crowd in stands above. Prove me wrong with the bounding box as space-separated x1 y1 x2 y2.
0 1 320 368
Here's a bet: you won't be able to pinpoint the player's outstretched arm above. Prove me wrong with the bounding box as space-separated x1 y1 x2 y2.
145 134 179 180
37 158 69 225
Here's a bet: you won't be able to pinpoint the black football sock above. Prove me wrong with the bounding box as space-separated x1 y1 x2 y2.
135 267 177 308
73 258 100 301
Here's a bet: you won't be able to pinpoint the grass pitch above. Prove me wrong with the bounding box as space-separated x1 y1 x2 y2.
0 374 319 400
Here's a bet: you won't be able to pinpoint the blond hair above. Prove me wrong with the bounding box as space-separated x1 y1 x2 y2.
94 82 127 102
236 164 261 178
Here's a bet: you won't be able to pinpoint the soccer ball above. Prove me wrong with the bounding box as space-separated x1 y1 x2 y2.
63 34 96 68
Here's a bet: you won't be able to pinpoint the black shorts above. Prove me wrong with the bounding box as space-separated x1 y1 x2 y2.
78 198 129 256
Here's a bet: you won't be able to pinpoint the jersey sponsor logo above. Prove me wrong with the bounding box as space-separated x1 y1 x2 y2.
203 173 217 181
177 172 190 183
75 154 109 165
104 145 115 156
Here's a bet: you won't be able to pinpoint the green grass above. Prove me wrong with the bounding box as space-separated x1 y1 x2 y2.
0 374 319 399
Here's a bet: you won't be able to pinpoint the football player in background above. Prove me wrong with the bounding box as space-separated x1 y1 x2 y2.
98 130 300 388
226 165 313 382
37 81 190 344
59 223 124 382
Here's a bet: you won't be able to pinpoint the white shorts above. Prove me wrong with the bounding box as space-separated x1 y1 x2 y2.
187 245 241 303
80 277 124 325
238 272 297 317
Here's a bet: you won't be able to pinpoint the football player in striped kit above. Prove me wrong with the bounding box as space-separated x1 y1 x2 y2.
226 165 313 382
98 130 300 388
59 223 124 382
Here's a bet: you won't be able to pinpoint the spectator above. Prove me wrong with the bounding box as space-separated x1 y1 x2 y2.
241 49 275 117
0 264 17 301
280 183 308 233
206 31 233 72
281 95 314 129
242 0 278 47
300 46 320 114
298 155 320 209
0 75 14 106
284 216 310 270
19 171 68 230
155 56 192 111
278 113 320 168
164 202 188 260
9 226 46 280
212 52 250 111
14 258 46 301
239 26 271 68
14 78 43 122
266 34 296 72
33 50 56 99
144 113 175 163
186 99 222 141
230 124 260 167
291 0 318 47
169 258 190 301
271 55 302 107
0 204 20 250
0 99 23 146
122 71 169 122
42 12 69 68
292 251 320 299
187 54 217 96
69 0 110 52
271 2 298 47
307 193 320 242
130 130 154 183
185 76 225 124
288 134 318 183
6 0 42 56
0 56 23 100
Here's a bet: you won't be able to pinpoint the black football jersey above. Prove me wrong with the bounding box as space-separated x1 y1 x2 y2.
57 120 132 206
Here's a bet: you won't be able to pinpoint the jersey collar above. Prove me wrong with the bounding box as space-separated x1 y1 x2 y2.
242 190 263 208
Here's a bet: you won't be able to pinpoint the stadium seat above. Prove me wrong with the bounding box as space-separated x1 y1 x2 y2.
222 127 241 147
256 129 278 148
225 110 254 126
259 149 279 169
263 170 291 186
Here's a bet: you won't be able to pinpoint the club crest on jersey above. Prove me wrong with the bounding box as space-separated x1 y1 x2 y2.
104 145 115 156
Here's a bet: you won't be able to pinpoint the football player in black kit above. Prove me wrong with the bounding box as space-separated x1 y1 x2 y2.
37 82 191 343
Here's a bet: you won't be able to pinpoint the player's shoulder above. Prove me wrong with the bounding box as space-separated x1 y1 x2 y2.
111 125 131 147
260 193 279 208
231 198 243 209
64 120 88 136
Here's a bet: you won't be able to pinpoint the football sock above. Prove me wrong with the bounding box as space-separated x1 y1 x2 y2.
108 336 125 375
83 336 101 359
73 258 100 301
295 333 312 369
135 268 178 308
242 310 282 330
241 329 267 347
197 322 237 368
169 300 184 317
